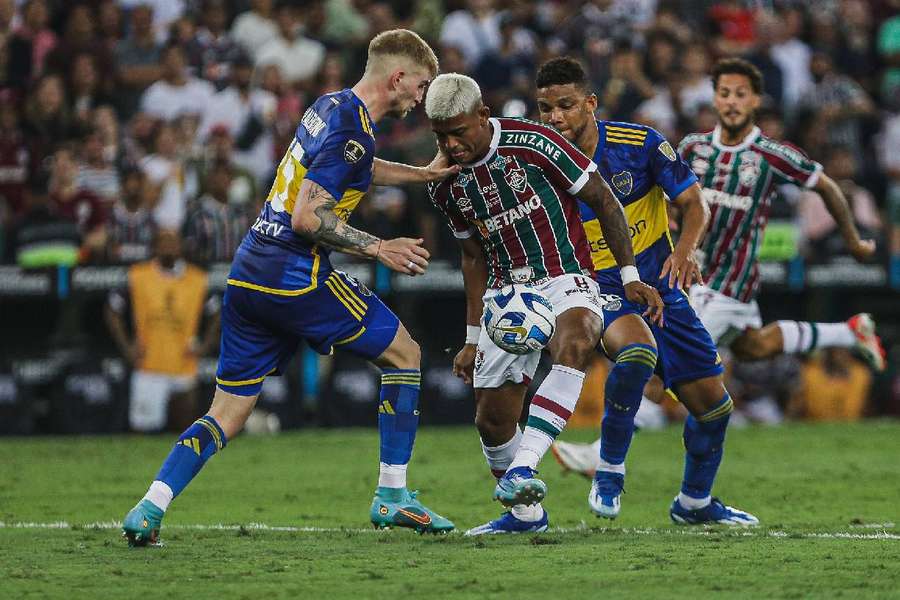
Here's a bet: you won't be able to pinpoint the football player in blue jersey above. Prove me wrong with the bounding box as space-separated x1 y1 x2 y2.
123 30 460 545
535 57 757 526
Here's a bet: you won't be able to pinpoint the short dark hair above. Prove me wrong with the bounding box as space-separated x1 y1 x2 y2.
536 57 590 92
711 58 764 94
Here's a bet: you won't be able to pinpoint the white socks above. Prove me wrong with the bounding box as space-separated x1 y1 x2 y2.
482 428 522 479
378 463 408 488
677 492 711 510
598 458 626 474
777 321 856 354
510 365 586 470
144 480 174 512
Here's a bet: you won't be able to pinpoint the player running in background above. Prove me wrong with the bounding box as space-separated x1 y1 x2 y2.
425 73 664 535
535 57 757 526
547 58 884 492
123 30 459 546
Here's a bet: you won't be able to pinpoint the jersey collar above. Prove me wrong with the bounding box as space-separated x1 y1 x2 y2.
464 117 502 168
712 124 760 152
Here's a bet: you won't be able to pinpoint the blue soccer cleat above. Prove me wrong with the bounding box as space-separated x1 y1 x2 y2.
464 508 549 536
493 466 547 507
370 487 455 534
669 496 759 527
122 499 165 547
588 471 624 519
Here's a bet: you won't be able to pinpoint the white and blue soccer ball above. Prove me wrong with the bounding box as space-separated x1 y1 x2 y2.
483 284 556 355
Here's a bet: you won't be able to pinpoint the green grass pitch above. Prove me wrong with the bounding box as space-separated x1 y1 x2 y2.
2 421 899 599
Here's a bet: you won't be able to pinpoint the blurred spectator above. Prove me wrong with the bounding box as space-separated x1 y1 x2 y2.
198 53 276 186
105 166 156 264
552 0 632 79
473 10 538 109
22 73 72 168
879 2 900 104
182 160 254 265
644 28 679 83
600 40 655 122
7 0 57 88
744 11 784 108
45 4 114 81
104 228 218 432
11 175 80 267
787 349 872 421
140 43 215 122
96 0 123 51
440 0 501 71
77 128 120 205
798 146 882 261
185 0 244 90
706 0 755 55
194 126 258 207
140 123 189 229
797 51 876 164
879 107 900 257
47 145 107 260
118 0 186 44
770 6 812 114
114 4 163 119
92 105 122 166
0 90 29 224
68 53 114 128
254 1 325 86
231 0 278 60
834 0 877 85
322 0 369 47
676 43 713 120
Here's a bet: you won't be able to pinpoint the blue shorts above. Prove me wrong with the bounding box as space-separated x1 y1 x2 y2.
597 282 723 391
216 270 399 396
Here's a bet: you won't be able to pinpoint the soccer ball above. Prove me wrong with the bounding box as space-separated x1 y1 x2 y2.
483 284 556 355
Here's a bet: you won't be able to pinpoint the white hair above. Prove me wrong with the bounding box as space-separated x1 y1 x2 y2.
425 73 482 120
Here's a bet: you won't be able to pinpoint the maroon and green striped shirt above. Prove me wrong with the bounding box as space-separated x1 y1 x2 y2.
428 117 597 289
678 125 822 303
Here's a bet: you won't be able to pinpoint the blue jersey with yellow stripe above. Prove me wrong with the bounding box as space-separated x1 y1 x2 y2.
227 88 376 296
580 120 697 293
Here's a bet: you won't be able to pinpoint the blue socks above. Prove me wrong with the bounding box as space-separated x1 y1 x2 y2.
599 344 657 466
681 393 734 499
155 416 227 499
378 369 420 468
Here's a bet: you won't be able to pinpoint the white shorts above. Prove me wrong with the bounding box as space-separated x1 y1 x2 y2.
688 284 762 346
473 274 605 389
130 371 196 431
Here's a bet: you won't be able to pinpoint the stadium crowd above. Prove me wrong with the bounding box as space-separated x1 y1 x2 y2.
0 0 898 424
0 0 899 266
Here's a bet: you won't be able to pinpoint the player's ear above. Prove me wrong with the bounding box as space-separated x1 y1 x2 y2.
585 93 599 113
478 104 490 123
389 69 405 90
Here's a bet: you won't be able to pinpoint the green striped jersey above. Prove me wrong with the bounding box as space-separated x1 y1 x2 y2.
679 125 822 302
428 117 597 289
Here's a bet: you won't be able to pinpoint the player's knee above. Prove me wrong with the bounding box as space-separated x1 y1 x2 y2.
381 329 421 370
394 337 421 370
474 403 517 444
732 329 771 361
208 388 257 439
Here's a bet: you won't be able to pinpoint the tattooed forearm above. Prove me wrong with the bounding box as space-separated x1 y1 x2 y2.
582 173 636 267
293 180 380 259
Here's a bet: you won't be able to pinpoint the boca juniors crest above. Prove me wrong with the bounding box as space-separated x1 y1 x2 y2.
611 171 633 196
505 167 528 193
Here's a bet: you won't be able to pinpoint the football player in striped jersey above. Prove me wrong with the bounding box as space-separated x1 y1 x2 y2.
425 73 664 535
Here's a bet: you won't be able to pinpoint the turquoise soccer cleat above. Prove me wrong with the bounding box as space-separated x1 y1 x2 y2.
493 466 547 507
370 487 455 534
122 499 165 547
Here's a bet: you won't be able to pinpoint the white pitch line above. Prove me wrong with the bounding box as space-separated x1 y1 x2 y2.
1 521 898 540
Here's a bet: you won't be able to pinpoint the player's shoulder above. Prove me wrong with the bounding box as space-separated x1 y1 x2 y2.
426 176 453 201
752 134 813 165
301 89 375 142
677 130 714 152
496 117 558 137
600 120 659 148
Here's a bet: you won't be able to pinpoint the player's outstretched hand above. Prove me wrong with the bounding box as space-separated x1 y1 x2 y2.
659 248 703 290
422 151 461 182
848 238 876 263
453 344 476 385
624 281 665 327
377 237 430 276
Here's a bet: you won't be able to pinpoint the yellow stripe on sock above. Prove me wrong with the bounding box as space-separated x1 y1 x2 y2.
195 418 223 451
617 348 658 365
699 398 734 422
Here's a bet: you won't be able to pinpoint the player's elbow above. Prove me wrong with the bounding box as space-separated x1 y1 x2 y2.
291 206 318 237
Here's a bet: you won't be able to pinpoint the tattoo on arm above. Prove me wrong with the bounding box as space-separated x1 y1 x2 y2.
582 174 636 267
295 181 380 258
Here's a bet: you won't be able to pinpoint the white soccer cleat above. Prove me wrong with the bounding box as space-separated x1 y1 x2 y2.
550 439 601 479
847 313 886 372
